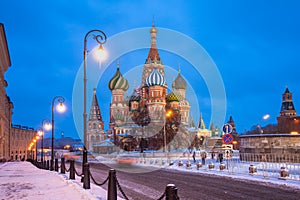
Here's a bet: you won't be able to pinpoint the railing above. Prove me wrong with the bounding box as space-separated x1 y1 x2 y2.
136 152 300 182
27 158 180 200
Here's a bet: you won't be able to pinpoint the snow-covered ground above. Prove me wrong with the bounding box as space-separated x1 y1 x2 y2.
133 155 300 190
0 161 124 200
1 153 300 200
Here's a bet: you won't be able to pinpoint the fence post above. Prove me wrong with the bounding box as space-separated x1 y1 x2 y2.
61 157 65 174
165 184 178 200
69 159 75 180
55 159 59 172
46 160 50 170
108 169 117 200
83 163 90 189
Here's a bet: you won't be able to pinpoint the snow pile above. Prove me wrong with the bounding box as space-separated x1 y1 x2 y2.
0 161 119 200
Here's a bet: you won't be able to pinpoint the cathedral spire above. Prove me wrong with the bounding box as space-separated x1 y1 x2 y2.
146 22 160 63
198 113 206 129
89 88 103 122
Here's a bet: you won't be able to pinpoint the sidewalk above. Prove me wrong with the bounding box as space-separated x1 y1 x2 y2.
0 161 109 200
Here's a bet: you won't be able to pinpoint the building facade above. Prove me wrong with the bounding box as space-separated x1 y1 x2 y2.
0 23 13 160
11 125 36 160
0 23 36 161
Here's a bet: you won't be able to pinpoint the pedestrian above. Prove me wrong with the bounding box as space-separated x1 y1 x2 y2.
192 151 196 163
218 153 223 163
201 151 207 165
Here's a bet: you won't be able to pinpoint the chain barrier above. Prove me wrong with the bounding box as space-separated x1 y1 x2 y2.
65 164 70 172
74 167 83 177
89 169 109 186
115 175 130 200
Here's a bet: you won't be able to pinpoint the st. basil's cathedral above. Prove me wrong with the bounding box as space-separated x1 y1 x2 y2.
87 23 212 153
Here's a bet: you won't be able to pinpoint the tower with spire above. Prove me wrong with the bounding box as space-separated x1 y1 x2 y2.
87 88 105 151
277 86 300 133
280 86 296 116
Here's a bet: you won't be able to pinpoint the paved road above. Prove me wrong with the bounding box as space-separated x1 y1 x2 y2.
75 162 300 200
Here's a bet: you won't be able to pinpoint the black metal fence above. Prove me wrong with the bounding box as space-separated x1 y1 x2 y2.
27 158 179 200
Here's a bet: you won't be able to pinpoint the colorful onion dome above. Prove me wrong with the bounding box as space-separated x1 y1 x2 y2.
172 69 187 90
129 88 141 102
166 91 180 102
145 67 165 86
108 67 129 91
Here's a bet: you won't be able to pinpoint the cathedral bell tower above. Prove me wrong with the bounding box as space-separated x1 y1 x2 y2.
87 88 105 152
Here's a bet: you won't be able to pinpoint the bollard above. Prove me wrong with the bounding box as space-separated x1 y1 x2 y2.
165 184 178 200
178 160 183 166
55 159 59 172
43 160 47 169
108 169 117 200
208 162 215 169
69 160 75 180
249 164 257 174
197 162 202 170
219 162 226 170
280 167 289 179
83 163 90 189
60 158 65 174
186 161 191 168
46 160 50 170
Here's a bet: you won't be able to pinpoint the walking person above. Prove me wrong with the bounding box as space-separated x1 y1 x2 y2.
201 151 207 165
192 151 196 163
218 153 223 163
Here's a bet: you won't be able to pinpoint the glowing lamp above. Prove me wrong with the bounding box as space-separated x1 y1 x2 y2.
56 102 66 113
94 45 108 62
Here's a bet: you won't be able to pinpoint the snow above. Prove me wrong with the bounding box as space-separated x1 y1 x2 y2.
134 155 300 190
1 154 300 200
0 161 124 200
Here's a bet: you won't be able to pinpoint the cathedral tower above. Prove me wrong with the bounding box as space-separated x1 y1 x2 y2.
172 69 190 125
108 63 129 128
87 88 105 151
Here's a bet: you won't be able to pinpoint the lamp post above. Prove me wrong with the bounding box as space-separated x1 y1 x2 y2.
35 134 40 161
51 96 66 171
82 30 107 168
37 129 43 162
163 110 172 152
41 119 51 162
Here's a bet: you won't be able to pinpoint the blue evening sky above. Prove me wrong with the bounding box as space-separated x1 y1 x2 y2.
1 0 300 139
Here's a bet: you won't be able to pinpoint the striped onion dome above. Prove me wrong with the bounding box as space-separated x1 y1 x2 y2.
108 67 129 91
129 88 140 102
166 91 180 102
172 70 187 90
145 67 165 86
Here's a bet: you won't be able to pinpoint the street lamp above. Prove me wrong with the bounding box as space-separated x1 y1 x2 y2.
37 129 43 162
41 119 51 162
51 96 66 171
82 30 107 168
34 134 40 161
163 110 173 152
